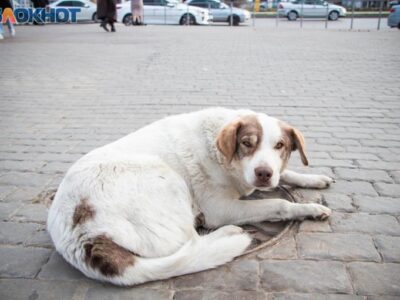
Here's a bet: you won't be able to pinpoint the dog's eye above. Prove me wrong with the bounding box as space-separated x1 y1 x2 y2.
242 141 252 148
275 142 284 150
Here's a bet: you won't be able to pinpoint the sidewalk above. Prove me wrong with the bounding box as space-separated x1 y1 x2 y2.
0 24 399 299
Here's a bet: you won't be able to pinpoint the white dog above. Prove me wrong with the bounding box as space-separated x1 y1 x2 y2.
47 108 333 286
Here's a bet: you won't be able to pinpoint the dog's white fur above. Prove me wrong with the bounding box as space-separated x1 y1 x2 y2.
47 108 333 286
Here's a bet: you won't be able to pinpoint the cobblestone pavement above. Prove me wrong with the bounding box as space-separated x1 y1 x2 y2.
1 23 400 300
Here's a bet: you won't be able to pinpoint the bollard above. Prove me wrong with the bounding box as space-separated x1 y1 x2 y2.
164 5 166 25
377 0 383 30
276 1 279 27
253 0 256 27
300 0 303 28
325 1 329 29
350 0 355 30
187 3 189 25
230 1 233 26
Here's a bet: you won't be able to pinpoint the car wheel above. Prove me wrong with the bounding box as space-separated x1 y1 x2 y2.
180 13 196 25
287 11 298 21
227 15 240 26
92 12 99 23
123 14 133 26
398 22 400 29
328 10 339 21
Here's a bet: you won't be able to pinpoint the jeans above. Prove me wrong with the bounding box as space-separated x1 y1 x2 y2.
0 19 14 35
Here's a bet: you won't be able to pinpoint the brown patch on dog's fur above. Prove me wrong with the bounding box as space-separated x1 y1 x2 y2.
217 115 263 162
279 122 309 168
72 198 95 228
195 212 205 228
84 235 136 277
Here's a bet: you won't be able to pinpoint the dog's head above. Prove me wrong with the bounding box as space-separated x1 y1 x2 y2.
216 113 308 191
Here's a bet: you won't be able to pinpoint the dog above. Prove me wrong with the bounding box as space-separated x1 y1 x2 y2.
47 107 333 286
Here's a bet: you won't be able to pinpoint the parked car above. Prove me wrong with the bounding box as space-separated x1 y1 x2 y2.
187 0 250 25
48 0 97 21
117 0 212 25
278 0 346 21
388 4 400 28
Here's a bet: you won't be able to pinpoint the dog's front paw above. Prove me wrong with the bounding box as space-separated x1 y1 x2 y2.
307 203 332 220
306 174 335 189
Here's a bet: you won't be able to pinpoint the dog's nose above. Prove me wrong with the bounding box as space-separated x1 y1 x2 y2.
254 166 273 182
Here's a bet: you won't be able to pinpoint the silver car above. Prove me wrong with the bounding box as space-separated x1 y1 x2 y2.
388 4 400 28
278 0 347 21
187 0 251 25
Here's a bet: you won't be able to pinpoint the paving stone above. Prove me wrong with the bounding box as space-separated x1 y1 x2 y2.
260 260 352 294
335 168 393 183
0 246 52 278
11 204 48 223
374 235 400 263
174 290 267 300
330 212 400 236
85 286 172 300
38 251 86 280
391 171 400 184
3 187 44 204
357 161 400 171
323 194 355 212
0 185 17 201
271 293 364 300
298 220 332 232
0 279 79 300
353 196 400 214
25 226 53 248
325 181 378 196
297 233 380 262
0 222 38 245
368 296 400 300
0 202 21 221
0 172 53 188
257 236 297 260
171 260 259 290
373 183 400 198
348 262 400 296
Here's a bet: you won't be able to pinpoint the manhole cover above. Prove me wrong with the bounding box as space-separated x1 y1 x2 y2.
36 186 297 256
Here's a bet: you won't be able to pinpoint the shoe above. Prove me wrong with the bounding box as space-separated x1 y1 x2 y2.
0 34 4 40
111 26 116 32
10 28 15 37
100 22 109 32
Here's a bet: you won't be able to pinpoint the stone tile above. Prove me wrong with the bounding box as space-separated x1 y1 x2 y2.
374 183 400 198
84 286 172 300
330 213 400 236
171 260 259 291
0 202 21 221
0 279 79 300
297 233 380 262
3 187 43 204
348 262 400 296
271 293 364 300
335 168 392 183
298 220 332 232
357 161 400 171
353 196 400 214
11 204 48 223
0 222 38 245
0 185 17 201
0 246 51 278
0 172 53 188
25 227 53 248
323 194 355 212
374 236 400 263
257 236 297 260
391 171 400 184
325 181 378 196
174 290 267 300
260 260 352 294
368 296 400 300
38 251 87 281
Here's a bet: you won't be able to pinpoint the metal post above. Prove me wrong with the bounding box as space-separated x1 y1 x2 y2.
187 3 189 25
300 0 304 28
164 5 166 25
230 2 233 26
325 2 329 28
377 0 383 30
253 0 256 27
276 0 279 27
350 0 355 29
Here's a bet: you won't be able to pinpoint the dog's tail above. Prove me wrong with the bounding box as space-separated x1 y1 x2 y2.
89 226 251 286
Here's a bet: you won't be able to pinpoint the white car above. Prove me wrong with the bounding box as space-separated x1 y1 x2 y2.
48 0 97 22
278 0 346 21
116 0 212 25
187 0 250 25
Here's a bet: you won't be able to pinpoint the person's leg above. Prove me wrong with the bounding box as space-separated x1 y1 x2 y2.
100 18 109 31
6 19 15 37
0 23 4 40
109 20 116 32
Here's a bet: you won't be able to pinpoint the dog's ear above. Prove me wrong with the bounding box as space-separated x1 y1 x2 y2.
290 127 308 166
216 120 241 163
